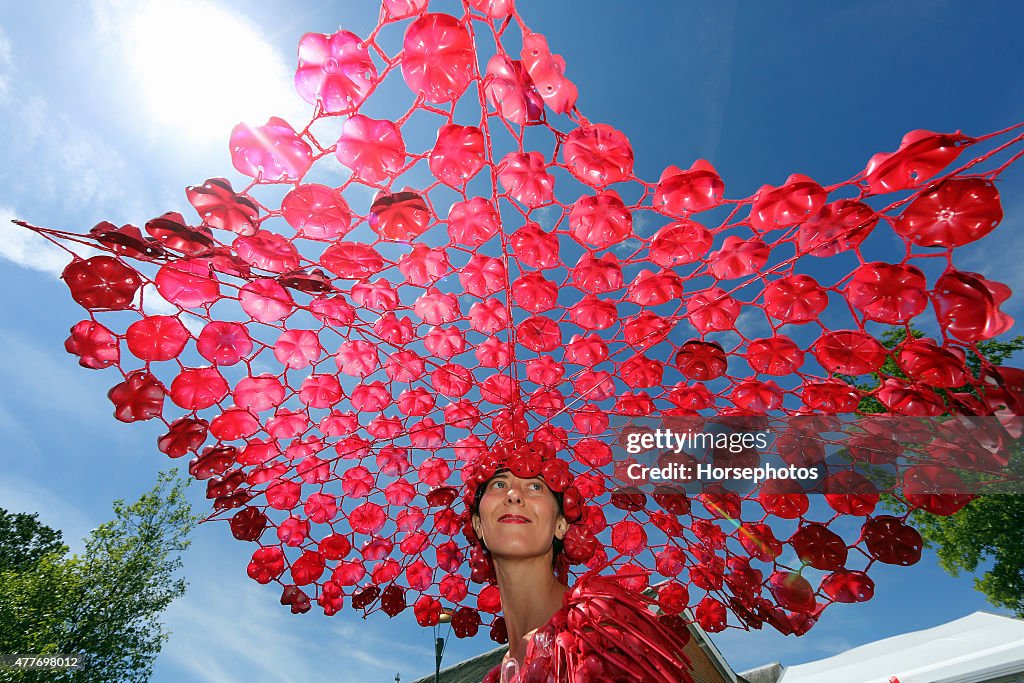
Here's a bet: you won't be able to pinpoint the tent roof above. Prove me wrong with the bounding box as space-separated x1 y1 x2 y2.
780 611 1024 683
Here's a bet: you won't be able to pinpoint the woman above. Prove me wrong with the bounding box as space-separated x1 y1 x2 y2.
463 439 693 683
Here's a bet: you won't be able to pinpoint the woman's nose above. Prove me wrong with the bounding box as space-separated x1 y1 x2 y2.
504 486 524 504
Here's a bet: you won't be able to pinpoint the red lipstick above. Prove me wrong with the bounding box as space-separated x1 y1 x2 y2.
498 514 531 524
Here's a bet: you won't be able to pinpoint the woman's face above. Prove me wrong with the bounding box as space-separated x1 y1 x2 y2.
472 471 567 561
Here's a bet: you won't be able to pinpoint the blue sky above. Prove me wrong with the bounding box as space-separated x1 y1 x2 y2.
1 1 1023 681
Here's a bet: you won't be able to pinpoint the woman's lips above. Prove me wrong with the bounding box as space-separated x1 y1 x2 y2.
498 514 531 524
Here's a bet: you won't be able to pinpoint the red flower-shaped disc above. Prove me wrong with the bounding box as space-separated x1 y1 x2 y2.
934 271 1014 342
847 262 928 324
63 256 142 311
893 178 1002 247
864 129 970 194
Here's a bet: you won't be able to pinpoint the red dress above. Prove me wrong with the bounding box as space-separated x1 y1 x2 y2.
481 573 692 683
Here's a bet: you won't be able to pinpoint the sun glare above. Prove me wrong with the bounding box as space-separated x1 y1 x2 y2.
117 0 301 143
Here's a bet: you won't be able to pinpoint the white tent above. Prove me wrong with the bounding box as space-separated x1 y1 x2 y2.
778 612 1024 683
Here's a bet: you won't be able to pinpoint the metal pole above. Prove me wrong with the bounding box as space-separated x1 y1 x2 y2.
434 636 445 683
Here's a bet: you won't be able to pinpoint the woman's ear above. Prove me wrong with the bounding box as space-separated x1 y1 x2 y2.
471 513 483 543
555 515 568 541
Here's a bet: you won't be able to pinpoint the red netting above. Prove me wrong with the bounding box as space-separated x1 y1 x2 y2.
14 1 1024 641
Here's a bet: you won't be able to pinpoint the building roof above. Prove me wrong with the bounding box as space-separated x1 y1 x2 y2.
739 662 784 683
409 645 506 683
778 611 1024 683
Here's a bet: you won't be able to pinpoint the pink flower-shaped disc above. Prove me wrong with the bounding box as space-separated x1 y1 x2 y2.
295 30 377 115
448 198 499 247
383 0 428 19
63 256 142 311
709 236 769 280
813 331 887 375
484 55 543 126
649 221 713 267
898 338 968 388
521 32 577 114
230 117 313 183
234 231 300 274
763 275 827 324
335 115 406 183
401 14 474 104
798 199 877 258
430 124 485 187
569 191 632 249
687 287 741 333
321 243 385 280
747 336 805 376
186 177 259 236
154 259 220 309
126 315 189 362
468 0 514 17
239 279 294 323
369 191 431 241
654 160 725 215
65 320 119 369
511 223 560 269
562 124 634 187
282 184 352 241
497 152 554 207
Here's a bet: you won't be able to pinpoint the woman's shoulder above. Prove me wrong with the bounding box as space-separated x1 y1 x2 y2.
560 568 657 615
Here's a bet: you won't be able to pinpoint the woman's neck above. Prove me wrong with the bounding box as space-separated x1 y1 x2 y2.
493 555 568 666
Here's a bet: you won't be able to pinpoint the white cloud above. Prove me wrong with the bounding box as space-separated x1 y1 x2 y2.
158 567 430 683
0 95 147 222
611 238 643 256
330 620 434 663
0 475 95 555
0 206 78 275
0 24 12 97
0 328 116 429
734 306 771 339
632 210 657 237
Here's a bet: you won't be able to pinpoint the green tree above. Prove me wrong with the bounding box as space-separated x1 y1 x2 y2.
0 510 67 573
0 470 199 682
838 327 1024 616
